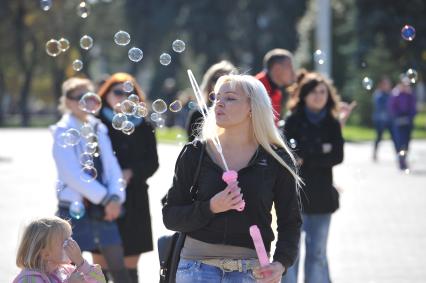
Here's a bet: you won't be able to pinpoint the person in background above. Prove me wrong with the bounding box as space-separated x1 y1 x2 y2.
256 49 296 121
51 77 131 282
186 60 236 141
282 72 344 283
389 77 417 170
97 73 159 283
372 76 394 161
13 216 106 283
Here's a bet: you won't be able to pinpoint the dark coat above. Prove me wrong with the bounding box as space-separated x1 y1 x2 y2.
162 141 301 269
99 112 159 255
283 111 344 214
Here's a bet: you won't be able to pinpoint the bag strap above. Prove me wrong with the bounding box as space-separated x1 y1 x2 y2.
189 141 206 201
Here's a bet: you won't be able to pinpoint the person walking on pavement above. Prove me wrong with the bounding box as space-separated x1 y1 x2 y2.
389 77 417 170
372 76 394 161
282 72 344 283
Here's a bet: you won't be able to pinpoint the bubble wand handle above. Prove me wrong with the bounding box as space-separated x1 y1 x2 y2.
222 170 245 211
249 225 270 267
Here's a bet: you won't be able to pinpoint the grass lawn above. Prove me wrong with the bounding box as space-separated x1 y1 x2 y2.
343 111 426 142
2 112 426 143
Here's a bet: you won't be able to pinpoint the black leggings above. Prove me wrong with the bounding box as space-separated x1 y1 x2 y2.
97 244 132 283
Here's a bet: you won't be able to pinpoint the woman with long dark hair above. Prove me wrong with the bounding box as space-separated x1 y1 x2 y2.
282 72 344 283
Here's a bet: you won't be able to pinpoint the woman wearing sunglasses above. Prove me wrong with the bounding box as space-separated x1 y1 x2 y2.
97 73 159 283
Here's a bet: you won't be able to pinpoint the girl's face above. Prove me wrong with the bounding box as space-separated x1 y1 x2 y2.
214 82 251 128
304 82 329 113
106 83 129 108
44 230 72 267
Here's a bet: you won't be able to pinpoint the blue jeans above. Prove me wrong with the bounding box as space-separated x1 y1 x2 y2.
282 213 332 283
176 258 257 283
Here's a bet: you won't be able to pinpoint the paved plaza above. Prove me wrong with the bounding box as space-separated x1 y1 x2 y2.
1 128 425 282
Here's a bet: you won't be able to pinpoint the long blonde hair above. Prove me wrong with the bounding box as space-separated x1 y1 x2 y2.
16 217 72 272
201 74 301 186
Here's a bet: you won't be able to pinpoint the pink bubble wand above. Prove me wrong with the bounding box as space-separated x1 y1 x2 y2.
187 70 245 211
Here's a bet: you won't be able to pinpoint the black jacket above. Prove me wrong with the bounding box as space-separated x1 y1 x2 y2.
162 141 301 269
283 111 344 214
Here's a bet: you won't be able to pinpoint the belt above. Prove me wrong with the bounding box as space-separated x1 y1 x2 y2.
200 258 260 272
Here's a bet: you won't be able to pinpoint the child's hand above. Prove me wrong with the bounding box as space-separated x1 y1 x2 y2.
64 238 84 267
68 271 85 283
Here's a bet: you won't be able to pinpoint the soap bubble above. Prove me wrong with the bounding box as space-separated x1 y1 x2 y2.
80 166 97 182
128 94 139 103
152 99 167 114
79 92 102 113
84 142 97 155
289 138 297 149
150 112 160 122
80 123 94 138
172 39 186 53
85 133 98 146
72 59 83 71
46 39 61 57
128 47 143 62
134 104 148 118
80 153 94 166
156 117 165 128
40 0 52 11
159 53 171 66
58 38 70 52
64 128 81 146
80 35 93 50
401 25 415 41
121 121 135 135
314 49 325 65
57 133 68 148
123 81 134 93
169 100 182 112
208 92 216 103
118 178 127 192
362 77 373 90
114 30 131 46
56 180 65 192
406 68 418 84
112 113 128 130
76 1 90 18
188 101 197 110
69 201 85 219
120 100 137 115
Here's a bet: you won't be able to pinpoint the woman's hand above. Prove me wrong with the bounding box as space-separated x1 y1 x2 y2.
104 200 121 221
122 169 133 184
253 262 286 283
209 182 244 214
63 238 84 267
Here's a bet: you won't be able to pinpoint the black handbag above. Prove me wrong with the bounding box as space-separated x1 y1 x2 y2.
158 142 205 283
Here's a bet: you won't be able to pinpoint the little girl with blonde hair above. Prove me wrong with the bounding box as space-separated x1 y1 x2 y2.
13 216 105 283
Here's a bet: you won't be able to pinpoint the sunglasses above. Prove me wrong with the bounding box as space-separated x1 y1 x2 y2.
113 89 127 96
66 92 85 101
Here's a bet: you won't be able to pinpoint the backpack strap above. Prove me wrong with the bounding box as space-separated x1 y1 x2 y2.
189 141 206 201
